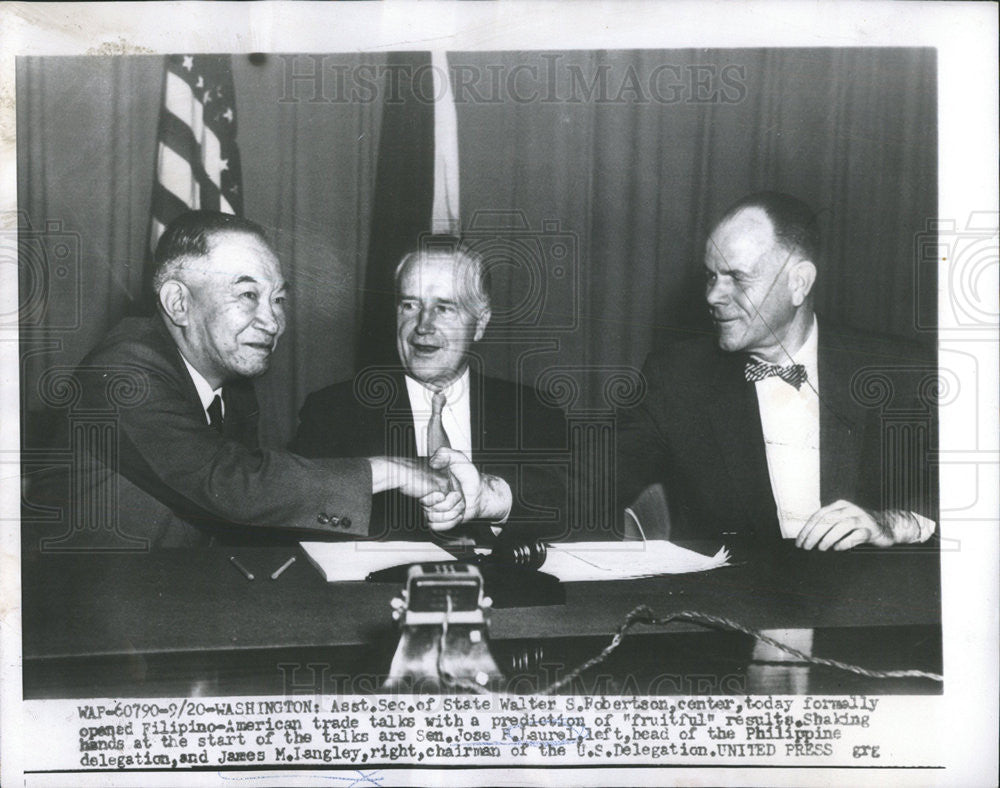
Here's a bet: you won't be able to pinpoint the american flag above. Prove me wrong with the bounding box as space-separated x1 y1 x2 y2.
150 54 243 249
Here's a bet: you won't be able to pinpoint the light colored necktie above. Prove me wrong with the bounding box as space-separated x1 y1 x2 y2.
426 390 451 455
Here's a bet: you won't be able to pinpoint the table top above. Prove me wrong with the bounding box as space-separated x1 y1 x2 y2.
21 540 941 697
22 540 940 658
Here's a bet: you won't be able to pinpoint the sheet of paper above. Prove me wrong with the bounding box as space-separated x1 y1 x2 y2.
542 541 730 582
300 541 454 582
301 539 729 583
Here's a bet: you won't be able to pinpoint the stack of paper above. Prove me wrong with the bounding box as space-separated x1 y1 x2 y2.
300 541 454 582
542 541 730 582
300 539 729 584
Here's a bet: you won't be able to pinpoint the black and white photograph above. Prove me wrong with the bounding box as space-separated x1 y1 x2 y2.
1 2 997 786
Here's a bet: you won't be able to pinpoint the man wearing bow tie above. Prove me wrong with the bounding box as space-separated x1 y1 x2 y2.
616 192 937 549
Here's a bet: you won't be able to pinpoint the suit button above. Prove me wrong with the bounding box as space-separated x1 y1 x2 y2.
317 513 332 525
340 517 351 529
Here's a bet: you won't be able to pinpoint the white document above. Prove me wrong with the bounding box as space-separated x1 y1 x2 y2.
543 541 730 582
300 541 455 582
301 539 729 583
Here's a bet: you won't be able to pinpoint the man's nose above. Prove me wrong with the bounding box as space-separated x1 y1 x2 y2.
254 301 281 335
415 306 436 334
706 277 728 307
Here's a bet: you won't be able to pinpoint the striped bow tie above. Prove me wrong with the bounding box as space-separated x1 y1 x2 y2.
744 359 808 390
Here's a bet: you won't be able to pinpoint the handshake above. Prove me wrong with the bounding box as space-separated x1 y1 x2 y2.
369 448 512 532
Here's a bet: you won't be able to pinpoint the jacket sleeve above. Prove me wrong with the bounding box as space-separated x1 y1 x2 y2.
77 344 371 538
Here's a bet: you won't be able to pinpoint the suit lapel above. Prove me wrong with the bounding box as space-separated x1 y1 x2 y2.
817 326 867 504
152 319 203 414
221 382 259 446
154 319 227 435
708 352 777 538
469 367 483 461
366 369 418 539
705 350 779 538
149 318 262 448
386 368 418 459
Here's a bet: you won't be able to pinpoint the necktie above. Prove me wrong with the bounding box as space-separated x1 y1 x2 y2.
207 393 225 432
426 390 451 455
744 359 808 390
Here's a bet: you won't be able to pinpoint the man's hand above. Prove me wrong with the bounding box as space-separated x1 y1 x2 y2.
419 447 513 532
368 456 450 498
795 500 917 550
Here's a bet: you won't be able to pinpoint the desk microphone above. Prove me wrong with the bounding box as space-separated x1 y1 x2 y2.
382 563 505 693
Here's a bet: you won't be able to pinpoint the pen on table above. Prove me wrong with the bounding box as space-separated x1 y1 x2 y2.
270 556 296 580
229 555 254 581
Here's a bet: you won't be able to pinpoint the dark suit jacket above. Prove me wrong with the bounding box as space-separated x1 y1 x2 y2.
290 366 570 543
616 321 938 542
28 316 373 549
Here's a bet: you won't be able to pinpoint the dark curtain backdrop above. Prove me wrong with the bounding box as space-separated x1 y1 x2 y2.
18 54 384 447
453 49 936 408
18 49 935 448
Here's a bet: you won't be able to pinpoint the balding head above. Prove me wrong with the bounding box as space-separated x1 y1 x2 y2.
704 194 818 363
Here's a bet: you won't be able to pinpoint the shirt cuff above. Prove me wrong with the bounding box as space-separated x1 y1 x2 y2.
886 510 936 544
909 511 936 543
487 476 512 533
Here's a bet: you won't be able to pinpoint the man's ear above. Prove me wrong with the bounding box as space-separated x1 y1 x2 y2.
158 280 191 327
788 260 817 307
473 308 491 342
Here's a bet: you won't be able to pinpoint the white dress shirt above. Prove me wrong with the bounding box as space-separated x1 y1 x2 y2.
406 369 511 527
754 319 934 543
180 354 224 425
405 369 473 458
753 318 821 539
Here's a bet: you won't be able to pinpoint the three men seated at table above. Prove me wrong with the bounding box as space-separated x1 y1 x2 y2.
42 195 936 551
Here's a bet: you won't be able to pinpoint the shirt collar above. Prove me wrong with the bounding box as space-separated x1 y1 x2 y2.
791 315 819 369
179 353 223 414
404 368 471 410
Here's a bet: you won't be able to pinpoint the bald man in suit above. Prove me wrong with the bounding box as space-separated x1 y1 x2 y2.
617 192 937 549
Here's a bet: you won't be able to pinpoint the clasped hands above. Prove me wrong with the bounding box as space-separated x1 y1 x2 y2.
371 449 512 532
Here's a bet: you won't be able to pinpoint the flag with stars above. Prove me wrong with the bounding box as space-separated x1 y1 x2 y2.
150 54 243 250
